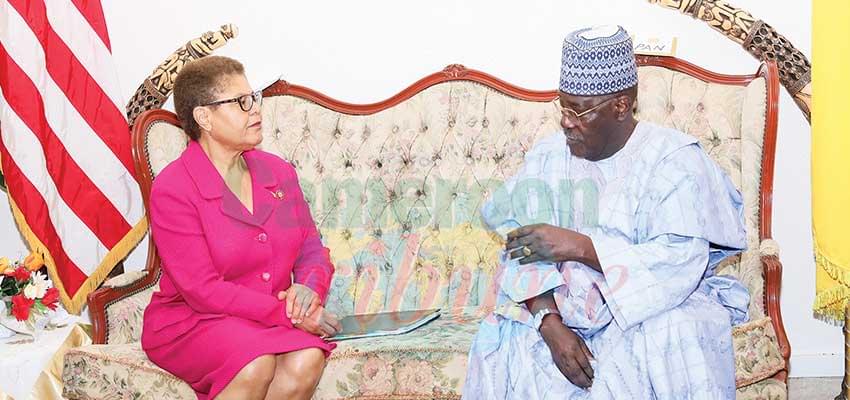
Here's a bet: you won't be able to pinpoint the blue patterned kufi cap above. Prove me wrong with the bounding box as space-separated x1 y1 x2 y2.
559 25 638 96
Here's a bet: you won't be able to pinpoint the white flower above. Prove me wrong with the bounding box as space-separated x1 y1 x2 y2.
23 271 49 299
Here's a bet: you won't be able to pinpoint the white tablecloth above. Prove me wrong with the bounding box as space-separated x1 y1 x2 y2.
0 314 88 400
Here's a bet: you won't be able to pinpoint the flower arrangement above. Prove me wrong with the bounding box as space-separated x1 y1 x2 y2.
0 253 59 321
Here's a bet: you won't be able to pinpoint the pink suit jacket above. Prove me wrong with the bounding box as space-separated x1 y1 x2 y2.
141 141 334 349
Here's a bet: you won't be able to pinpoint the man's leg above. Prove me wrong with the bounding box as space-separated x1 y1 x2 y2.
574 291 736 400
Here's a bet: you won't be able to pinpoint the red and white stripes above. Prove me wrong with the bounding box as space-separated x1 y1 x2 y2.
0 0 145 312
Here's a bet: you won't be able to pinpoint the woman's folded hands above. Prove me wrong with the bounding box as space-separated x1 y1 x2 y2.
278 287 341 338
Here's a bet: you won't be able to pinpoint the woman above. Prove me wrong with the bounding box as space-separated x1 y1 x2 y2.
141 55 340 400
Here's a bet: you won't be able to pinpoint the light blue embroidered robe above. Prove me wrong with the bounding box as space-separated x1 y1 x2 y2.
462 121 750 400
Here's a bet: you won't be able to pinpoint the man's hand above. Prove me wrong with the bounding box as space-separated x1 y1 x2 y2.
277 284 321 324
290 305 342 338
539 314 595 388
505 224 600 271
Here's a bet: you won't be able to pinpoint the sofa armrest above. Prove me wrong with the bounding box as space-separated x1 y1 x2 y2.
88 268 160 344
102 270 149 288
762 253 790 382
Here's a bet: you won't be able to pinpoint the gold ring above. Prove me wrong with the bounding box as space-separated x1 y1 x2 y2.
522 246 533 257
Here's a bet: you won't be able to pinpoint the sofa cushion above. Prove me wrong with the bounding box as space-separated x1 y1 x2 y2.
314 307 485 399
735 378 787 400
733 317 786 388
103 279 160 345
64 311 784 399
63 341 194 400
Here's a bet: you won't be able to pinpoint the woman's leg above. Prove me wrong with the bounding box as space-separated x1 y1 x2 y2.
265 348 327 400
215 354 276 400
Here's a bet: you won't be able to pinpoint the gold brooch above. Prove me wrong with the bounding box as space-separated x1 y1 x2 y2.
271 189 285 200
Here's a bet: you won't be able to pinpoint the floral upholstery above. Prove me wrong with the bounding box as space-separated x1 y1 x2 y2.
314 307 486 399
63 309 784 399
735 378 787 400
63 64 785 399
103 280 159 345
63 342 195 400
734 317 786 388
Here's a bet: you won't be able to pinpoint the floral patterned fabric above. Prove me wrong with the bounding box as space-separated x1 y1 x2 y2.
733 317 786 388
63 341 195 400
71 67 783 399
735 378 787 400
64 308 781 400
104 280 159 345
315 307 486 399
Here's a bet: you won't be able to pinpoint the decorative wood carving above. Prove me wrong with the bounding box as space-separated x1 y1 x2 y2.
125 24 238 126
442 64 470 78
763 254 790 382
648 0 811 122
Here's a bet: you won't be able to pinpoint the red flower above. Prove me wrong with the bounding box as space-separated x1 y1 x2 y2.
11 294 35 321
12 266 30 282
42 287 59 310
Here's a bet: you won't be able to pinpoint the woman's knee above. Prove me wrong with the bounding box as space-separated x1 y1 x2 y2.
234 354 277 387
281 348 326 385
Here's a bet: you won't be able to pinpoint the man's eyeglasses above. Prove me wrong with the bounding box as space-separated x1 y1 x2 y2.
202 91 263 112
557 96 618 122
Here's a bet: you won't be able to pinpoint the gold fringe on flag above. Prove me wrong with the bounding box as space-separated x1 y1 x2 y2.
6 194 148 315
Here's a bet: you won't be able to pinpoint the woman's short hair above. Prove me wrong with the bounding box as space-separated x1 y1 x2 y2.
173 56 245 140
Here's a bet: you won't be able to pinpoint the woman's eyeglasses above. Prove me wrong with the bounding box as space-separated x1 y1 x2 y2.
202 91 263 112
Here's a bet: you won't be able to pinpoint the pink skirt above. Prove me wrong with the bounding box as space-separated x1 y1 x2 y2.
143 316 336 399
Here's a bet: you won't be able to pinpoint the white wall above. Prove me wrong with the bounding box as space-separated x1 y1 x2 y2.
1 0 829 376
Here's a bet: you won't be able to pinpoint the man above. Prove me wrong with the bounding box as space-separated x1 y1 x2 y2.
463 25 750 399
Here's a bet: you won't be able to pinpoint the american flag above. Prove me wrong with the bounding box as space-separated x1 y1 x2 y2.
0 0 146 314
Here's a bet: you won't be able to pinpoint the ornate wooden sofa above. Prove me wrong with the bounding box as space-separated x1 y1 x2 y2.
63 56 789 399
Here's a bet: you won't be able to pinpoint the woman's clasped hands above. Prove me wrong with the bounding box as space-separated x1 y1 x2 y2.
277 284 341 338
